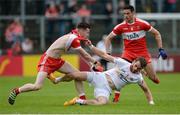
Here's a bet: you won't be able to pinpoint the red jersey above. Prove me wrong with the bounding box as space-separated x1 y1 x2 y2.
112 18 152 53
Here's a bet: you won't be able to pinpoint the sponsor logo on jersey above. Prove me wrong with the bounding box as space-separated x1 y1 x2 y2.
126 33 139 39
122 30 145 40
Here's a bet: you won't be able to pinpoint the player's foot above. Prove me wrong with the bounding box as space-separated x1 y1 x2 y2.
152 77 160 84
64 97 78 106
8 88 18 105
47 73 58 84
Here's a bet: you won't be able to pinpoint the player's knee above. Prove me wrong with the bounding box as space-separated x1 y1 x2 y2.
97 97 108 105
68 72 77 79
98 100 108 105
33 84 43 91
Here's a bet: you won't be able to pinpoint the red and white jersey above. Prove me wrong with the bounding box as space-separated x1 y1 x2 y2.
112 18 152 53
46 29 85 58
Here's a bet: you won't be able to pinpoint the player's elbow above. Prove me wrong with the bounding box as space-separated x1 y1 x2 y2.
153 30 161 38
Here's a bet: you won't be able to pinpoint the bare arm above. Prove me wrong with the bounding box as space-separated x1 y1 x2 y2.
139 80 154 105
105 32 116 53
77 48 96 66
89 45 115 63
149 27 163 48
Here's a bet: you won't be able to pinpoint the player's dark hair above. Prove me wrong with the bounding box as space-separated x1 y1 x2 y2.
136 57 147 68
123 5 135 12
77 22 90 29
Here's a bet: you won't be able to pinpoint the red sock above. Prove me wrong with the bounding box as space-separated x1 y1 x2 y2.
14 88 20 95
114 92 120 102
79 95 86 100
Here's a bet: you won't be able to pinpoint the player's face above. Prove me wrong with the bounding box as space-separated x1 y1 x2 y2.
130 61 142 73
79 28 90 39
123 9 134 22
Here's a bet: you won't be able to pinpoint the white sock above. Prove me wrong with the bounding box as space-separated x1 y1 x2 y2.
76 99 85 105
55 77 62 82
79 93 85 97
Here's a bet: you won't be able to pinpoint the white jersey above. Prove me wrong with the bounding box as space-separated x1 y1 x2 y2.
104 58 143 91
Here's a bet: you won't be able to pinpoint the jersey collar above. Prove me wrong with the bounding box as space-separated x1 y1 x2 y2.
126 17 136 25
71 29 86 41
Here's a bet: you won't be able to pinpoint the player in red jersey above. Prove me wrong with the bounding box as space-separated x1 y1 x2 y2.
8 22 100 105
105 5 167 102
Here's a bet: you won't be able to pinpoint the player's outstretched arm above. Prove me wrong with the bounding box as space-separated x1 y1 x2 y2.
105 32 116 54
149 27 162 49
149 27 167 59
77 48 96 66
88 44 115 63
139 80 155 105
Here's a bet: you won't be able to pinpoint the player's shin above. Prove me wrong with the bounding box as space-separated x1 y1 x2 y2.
75 80 87 100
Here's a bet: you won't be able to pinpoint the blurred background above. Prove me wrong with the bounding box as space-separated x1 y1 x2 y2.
0 0 180 77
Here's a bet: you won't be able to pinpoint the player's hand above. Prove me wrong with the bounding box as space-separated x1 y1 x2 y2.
92 65 104 72
91 61 104 72
84 39 92 46
153 77 160 84
149 100 155 105
158 48 167 59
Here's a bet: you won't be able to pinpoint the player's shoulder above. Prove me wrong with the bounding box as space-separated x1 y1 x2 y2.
69 33 78 39
136 18 150 25
114 21 126 29
116 57 131 64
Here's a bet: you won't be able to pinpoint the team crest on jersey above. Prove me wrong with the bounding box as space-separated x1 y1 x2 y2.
130 27 133 31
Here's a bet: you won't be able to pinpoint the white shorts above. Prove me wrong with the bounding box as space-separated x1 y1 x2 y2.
87 72 112 100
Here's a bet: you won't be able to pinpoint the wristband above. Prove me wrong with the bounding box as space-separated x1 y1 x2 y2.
93 61 98 65
89 44 94 49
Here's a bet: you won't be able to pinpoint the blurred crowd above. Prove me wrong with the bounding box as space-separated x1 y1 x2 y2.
0 0 179 55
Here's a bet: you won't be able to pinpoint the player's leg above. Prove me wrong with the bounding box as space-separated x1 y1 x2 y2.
57 61 87 99
82 96 108 105
8 71 48 105
144 63 160 84
19 72 47 92
64 96 108 106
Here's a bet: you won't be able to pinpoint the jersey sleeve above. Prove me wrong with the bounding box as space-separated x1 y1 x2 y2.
112 24 123 35
71 38 81 50
137 74 144 85
142 20 152 31
114 58 129 67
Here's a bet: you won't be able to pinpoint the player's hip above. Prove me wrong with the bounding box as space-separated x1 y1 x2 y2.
121 51 151 63
37 53 65 74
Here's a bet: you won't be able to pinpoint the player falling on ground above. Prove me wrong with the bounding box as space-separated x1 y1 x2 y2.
8 22 101 105
64 43 154 106
104 5 167 102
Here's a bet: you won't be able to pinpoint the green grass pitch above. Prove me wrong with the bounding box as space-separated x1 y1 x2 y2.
0 73 180 114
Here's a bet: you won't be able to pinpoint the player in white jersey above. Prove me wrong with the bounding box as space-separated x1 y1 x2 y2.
8 22 101 105
63 43 154 106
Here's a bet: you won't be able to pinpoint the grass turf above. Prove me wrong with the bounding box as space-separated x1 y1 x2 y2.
0 73 180 114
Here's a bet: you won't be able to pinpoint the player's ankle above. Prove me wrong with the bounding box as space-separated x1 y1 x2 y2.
76 98 85 105
14 88 20 95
